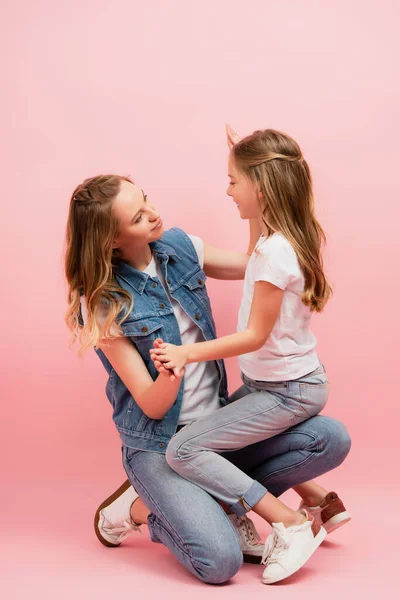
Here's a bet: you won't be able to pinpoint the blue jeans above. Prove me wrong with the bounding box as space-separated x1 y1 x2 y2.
166 365 329 515
122 388 350 584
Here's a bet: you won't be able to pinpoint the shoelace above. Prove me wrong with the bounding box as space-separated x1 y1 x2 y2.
102 518 142 543
261 526 290 565
238 516 262 546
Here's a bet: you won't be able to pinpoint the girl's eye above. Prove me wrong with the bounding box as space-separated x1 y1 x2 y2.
135 214 143 223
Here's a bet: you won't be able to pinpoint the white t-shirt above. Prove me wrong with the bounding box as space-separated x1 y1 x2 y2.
81 235 221 425
238 233 320 381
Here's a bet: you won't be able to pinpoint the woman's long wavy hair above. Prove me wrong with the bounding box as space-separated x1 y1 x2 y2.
65 174 134 353
233 129 332 312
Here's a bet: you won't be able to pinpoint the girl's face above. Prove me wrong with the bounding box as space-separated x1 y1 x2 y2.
112 180 164 255
227 153 261 220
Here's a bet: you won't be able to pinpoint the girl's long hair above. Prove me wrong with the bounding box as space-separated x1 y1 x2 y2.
233 129 332 311
65 174 134 353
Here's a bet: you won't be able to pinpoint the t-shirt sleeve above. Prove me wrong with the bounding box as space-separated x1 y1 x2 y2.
188 234 205 268
253 238 295 290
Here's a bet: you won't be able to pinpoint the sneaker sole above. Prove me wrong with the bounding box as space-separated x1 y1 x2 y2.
94 479 132 548
324 511 351 534
262 526 327 584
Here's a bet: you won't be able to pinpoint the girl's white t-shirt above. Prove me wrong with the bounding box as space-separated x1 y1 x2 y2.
81 235 221 425
237 233 320 382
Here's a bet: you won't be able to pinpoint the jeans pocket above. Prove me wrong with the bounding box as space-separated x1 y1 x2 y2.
299 381 329 417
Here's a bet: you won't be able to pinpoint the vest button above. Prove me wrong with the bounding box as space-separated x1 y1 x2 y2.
141 326 148 332
194 314 200 321
160 303 165 309
159 442 165 448
151 282 157 288
198 279 203 285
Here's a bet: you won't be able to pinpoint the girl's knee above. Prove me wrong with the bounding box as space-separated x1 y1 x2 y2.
165 436 183 472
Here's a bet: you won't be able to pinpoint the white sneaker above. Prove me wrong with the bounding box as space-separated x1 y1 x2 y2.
228 514 264 563
299 491 351 534
261 509 326 584
94 480 142 547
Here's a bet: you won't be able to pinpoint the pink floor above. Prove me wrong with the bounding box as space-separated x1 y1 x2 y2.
3 467 398 599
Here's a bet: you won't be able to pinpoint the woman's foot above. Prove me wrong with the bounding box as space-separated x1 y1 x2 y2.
228 514 265 563
261 509 326 584
298 491 351 534
94 480 143 547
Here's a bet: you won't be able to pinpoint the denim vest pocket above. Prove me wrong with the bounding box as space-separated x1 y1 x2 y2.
121 317 163 338
182 268 211 310
120 317 164 369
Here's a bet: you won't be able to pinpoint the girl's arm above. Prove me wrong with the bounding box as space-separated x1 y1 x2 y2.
203 219 262 280
150 280 283 375
201 125 262 280
99 336 184 420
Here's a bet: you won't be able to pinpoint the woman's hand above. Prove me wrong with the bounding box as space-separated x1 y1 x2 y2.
150 339 189 378
152 338 186 381
226 123 241 150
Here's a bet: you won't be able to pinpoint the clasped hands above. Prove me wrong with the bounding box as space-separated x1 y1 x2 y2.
150 338 189 381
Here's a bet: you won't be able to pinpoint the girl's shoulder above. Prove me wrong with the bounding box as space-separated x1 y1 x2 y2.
257 232 296 260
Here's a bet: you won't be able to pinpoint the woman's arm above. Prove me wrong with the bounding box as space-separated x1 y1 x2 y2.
203 219 262 280
150 280 283 374
99 336 183 420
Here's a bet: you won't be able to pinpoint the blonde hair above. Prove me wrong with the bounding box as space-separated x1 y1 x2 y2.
233 129 332 312
64 174 134 353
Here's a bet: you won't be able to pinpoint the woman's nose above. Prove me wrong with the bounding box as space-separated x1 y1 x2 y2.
149 206 159 219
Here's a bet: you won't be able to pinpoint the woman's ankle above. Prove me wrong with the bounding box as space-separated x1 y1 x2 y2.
130 497 151 525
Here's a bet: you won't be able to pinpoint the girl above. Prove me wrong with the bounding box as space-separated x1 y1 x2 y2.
150 127 351 584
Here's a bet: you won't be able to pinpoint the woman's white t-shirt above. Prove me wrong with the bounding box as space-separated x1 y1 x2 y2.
238 233 320 382
81 235 221 425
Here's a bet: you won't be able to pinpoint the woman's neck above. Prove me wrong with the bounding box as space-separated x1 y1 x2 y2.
120 244 153 272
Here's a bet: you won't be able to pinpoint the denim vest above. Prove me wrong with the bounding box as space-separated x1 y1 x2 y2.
95 228 228 453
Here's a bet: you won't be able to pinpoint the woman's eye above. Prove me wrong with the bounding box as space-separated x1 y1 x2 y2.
135 214 143 223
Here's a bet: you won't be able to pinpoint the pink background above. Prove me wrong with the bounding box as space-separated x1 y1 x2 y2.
2 1 399 597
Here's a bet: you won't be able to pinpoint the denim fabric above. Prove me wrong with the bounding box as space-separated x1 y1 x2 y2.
123 412 350 583
166 365 329 514
94 228 228 452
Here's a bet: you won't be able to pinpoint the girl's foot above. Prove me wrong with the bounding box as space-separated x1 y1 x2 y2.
261 509 326 584
298 491 351 534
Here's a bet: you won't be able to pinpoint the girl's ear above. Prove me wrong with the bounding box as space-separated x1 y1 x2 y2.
257 189 264 200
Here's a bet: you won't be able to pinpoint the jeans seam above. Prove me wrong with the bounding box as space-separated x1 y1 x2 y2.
124 452 195 561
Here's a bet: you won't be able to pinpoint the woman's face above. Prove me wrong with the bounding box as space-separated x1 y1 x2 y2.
112 180 164 254
226 153 260 220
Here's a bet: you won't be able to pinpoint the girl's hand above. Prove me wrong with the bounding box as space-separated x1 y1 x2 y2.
150 341 189 377
152 339 185 381
226 124 241 150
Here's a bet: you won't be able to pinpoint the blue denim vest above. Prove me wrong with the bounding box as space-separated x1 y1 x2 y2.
95 228 228 453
